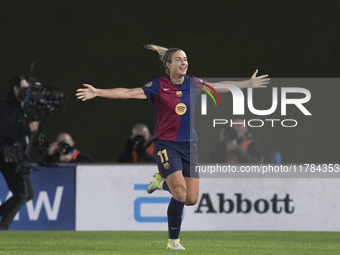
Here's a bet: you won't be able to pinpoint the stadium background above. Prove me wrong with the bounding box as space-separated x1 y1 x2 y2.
0 0 339 163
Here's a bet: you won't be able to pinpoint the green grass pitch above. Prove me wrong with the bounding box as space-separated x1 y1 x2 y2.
0 231 339 254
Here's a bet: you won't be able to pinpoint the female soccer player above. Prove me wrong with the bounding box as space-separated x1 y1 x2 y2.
76 44 269 250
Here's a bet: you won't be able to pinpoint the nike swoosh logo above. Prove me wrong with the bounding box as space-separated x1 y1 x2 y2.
164 88 170 91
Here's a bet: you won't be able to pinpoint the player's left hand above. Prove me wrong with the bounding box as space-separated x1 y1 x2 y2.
249 69 270 88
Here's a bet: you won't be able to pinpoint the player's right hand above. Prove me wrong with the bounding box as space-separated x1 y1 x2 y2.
76 84 97 101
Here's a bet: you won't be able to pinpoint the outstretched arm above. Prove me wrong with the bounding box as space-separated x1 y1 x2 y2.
212 69 270 93
76 84 147 101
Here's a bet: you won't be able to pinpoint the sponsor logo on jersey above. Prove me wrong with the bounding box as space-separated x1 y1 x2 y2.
164 88 170 91
176 91 183 97
175 103 187 115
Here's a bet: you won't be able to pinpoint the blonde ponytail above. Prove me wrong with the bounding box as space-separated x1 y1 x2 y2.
144 44 181 75
144 44 168 61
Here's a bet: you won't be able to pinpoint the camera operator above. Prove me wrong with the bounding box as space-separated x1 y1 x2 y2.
0 76 38 230
43 133 93 164
210 119 264 164
118 123 156 163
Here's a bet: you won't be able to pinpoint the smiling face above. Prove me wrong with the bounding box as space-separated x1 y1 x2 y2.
166 50 188 76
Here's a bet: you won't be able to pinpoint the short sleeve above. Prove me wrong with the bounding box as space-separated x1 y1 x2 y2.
193 77 213 95
141 79 160 100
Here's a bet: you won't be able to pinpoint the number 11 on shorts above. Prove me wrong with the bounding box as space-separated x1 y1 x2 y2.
157 149 169 163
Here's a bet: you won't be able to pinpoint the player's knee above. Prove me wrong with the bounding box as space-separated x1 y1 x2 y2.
185 197 198 206
171 184 187 202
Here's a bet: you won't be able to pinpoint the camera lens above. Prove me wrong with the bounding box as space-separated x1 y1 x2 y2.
58 141 72 155
133 135 145 147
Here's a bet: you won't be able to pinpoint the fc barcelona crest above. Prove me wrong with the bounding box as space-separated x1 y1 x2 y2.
176 91 183 97
163 162 170 170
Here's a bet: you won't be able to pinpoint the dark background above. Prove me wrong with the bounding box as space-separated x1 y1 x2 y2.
0 0 339 163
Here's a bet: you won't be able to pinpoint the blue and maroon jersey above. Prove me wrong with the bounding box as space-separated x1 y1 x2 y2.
141 75 210 142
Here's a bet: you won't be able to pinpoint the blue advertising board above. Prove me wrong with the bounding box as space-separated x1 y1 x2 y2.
0 166 75 230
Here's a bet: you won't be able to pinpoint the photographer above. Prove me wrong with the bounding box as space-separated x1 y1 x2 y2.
118 123 156 163
0 76 38 230
43 133 93 164
210 119 264 164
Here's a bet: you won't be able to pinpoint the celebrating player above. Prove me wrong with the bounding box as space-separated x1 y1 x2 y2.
76 44 269 250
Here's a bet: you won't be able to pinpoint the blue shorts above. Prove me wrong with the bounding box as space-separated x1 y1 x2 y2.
154 140 199 179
